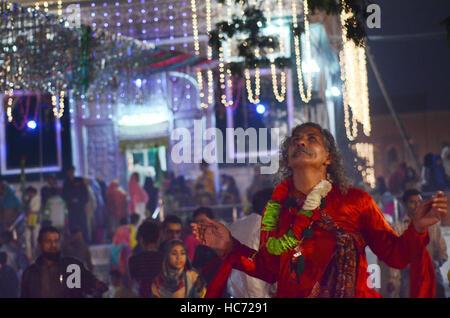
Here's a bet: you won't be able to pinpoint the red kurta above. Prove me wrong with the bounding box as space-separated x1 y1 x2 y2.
206 183 435 298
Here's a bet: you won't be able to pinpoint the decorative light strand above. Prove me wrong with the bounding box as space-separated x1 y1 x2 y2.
191 0 213 108
217 1 234 107
244 48 261 104
266 0 286 102
339 6 371 140
205 0 214 106
354 142 376 188
51 93 58 118
291 0 312 103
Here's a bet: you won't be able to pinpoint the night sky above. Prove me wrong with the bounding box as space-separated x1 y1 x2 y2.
365 0 450 113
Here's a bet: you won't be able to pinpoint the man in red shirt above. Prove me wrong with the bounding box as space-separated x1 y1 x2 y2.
192 122 447 298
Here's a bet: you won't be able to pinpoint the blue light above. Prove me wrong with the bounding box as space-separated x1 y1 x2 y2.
256 104 266 114
27 120 37 129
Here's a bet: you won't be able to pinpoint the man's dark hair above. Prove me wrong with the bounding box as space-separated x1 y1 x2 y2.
37 226 60 243
0 252 7 266
193 207 214 220
130 213 140 225
278 122 349 193
252 188 274 216
162 215 182 229
137 220 160 245
402 189 421 203
25 186 37 194
0 231 13 244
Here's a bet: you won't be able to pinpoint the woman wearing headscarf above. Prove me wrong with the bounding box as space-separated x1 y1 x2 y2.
151 239 206 298
128 173 148 226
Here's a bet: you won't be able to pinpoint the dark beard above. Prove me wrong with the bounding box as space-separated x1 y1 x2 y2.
42 251 61 262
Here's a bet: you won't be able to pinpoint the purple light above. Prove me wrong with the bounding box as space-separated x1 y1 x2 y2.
154 17 159 22
183 43 188 48
154 7 158 11
169 15 173 20
117 22 121 26
129 29 134 33
104 23 108 27
91 2 95 7
91 12 95 17
115 2 119 6
142 30 147 34
92 22 97 27
141 9 146 13
170 46 175 50
128 8 132 13
142 19 147 23
182 2 186 6
182 12 187 17
154 27 159 32
128 18 133 23
168 5 173 9
186 95 191 100
116 12 120 16
103 12 108 17
103 2 107 7
170 26 174 30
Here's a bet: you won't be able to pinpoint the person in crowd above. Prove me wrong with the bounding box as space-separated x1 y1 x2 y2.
143 177 159 217
61 227 94 272
195 160 217 203
193 184 215 207
0 181 21 231
385 189 448 298
162 171 175 195
246 165 274 203
170 176 193 209
40 174 60 212
83 178 97 244
108 269 136 298
421 153 434 192
227 188 275 298
388 162 407 195
441 146 450 177
24 186 41 261
21 226 107 298
0 231 28 281
62 166 89 243
160 215 183 245
89 178 106 244
430 154 449 191
42 181 68 235
185 207 215 262
375 176 402 225
128 213 140 250
190 209 220 285
402 166 419 191
106 180 127 239
219 175 241 205
128 220 163 298
151 239 206 298
128 172 148 226
0 251 19 298
192 122 447 298
111 217 133 278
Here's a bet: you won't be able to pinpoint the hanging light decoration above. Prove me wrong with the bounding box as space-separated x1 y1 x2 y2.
266 0 286 103
191 0 213 108
354 142 376 188
291 0 312 103
339 6 371 141
244 47 261 104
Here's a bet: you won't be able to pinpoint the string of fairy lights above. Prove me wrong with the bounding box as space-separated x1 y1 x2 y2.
339 4 373 187
291 0 312 103
265 0 287 103
339 6 371 141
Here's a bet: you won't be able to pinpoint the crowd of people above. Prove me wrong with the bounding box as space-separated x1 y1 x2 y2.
0 143 448 298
